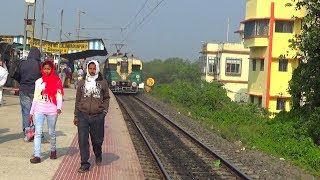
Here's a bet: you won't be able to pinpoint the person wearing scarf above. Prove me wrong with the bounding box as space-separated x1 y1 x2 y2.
29 59 64 163
0 56 8 106
73 60 110 173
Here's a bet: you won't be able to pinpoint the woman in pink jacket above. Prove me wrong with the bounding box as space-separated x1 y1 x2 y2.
29 59 64 163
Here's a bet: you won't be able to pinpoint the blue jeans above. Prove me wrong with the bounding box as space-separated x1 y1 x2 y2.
19 91 34 132
33 113 57 157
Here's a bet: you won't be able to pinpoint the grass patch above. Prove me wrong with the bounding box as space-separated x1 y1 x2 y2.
149 81 320 176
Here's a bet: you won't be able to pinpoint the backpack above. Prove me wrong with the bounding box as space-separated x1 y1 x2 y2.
9 59 22 83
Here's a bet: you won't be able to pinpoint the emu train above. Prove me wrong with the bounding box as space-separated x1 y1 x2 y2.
104 51 144 93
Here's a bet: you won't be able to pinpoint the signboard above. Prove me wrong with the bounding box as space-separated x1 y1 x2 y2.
25 0 36 3
146 78 155 87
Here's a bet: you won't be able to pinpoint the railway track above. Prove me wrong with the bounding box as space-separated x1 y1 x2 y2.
116 94 251 180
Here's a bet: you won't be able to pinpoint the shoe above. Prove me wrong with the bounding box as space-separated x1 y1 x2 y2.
41 136 49 144
23 136 29 142
23 136 31 143
30 156 41 164
78 165 90 173
96 156 102 166
50 151 57 159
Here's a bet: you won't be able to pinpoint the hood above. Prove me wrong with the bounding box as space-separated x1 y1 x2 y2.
41 59 56 76
86 60 100 75
27 47 41 61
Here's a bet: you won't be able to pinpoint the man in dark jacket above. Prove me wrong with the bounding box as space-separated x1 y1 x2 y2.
19 47 41 141
73 60 110 173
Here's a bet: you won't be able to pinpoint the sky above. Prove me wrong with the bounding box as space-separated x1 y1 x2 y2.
0 0 246 61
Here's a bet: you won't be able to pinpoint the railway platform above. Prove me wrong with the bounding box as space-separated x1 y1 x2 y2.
0 88 144 180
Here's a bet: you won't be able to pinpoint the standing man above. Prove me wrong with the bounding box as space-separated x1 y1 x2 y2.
72 68 79 89
73 60 110 173
59 66 66 87
19 47 41 141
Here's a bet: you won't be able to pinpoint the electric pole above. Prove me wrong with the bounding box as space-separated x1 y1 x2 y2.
39 0 45 57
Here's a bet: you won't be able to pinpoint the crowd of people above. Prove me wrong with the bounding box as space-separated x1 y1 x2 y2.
0 47 110 173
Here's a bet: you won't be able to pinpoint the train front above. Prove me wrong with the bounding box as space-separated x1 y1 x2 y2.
105 53 144 93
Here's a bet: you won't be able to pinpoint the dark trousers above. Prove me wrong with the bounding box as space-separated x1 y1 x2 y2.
77 112 105 166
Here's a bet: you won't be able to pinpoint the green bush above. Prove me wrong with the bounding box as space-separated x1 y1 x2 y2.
150 81 320 176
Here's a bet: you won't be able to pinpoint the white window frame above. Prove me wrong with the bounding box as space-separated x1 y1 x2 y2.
225 58 242 76
207 56 217 74
199 56 207 74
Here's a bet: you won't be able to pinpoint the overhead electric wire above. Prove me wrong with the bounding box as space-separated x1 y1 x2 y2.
137 0 164 27
83 13 123 32
121 0 165 43
123 0 150 30
81 27 122 30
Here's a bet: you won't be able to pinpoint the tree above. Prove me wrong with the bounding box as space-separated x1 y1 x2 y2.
143 57 201 84
289 0 320 108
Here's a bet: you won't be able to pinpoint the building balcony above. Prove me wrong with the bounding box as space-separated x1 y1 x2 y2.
244 36 269 48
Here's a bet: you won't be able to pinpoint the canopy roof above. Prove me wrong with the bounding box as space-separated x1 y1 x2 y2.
60 48 108 61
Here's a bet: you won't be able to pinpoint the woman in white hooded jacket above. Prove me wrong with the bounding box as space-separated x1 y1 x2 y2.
0 56 9 106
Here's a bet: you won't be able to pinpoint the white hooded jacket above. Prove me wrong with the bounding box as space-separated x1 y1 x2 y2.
0 65 8 87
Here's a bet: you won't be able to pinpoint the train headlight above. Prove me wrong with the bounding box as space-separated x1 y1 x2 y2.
132 82 137 87
136 75 140 79
111 81 116 86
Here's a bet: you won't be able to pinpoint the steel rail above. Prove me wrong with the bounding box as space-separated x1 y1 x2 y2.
134 96 252 180
116 96 171 180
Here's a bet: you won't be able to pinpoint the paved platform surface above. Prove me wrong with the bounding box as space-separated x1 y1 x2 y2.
0 88 144 180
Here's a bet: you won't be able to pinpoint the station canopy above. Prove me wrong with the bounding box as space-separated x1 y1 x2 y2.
60 48 108 61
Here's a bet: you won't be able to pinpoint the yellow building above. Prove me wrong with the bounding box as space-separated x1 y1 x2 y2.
243 0 305 113
200 42 250 102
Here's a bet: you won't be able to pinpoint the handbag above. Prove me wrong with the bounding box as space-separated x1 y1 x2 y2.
25 121 35 141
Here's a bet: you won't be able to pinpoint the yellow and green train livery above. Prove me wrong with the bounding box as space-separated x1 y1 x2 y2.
104 51 144 93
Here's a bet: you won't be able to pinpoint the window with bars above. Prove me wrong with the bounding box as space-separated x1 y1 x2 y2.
208 57 217 74
250 95 254 103
252 59 256 71
279 59 288 72
225 58 241 76
199 56 206 74
276 99 286 110
275 21 293 33
260 60 264 71
244 20 269 38
258 97 262 107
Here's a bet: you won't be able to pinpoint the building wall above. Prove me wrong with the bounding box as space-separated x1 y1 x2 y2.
243 0 305 114
224 83 248 102
246 0 305 19
200 42 250 102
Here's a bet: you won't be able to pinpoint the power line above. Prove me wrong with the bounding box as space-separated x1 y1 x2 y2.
123 0 150 30
138 0 164 27
122 0 165 43
81 27 122 31
63 32 72 40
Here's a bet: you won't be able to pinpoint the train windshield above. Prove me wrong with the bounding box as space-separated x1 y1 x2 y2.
120 61 128 73
108 64 117 71
132 65 141 71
